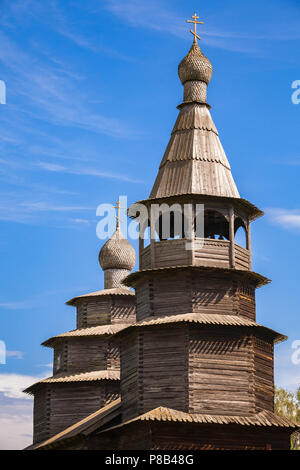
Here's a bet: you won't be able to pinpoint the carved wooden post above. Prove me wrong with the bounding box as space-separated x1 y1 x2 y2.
246 220 252 270
229 205 235 268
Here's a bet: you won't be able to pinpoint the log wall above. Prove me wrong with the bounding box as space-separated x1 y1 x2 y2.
111 296 136 324
150 422 291 450
253 336 274 413
188 328 254 415
120 325 276 423
76 297 111 328
134 271 256 322
139 328 188 415
120 333 139 422
53 337 120 374
121 326 188 421
76 295 135 329
33 381 119 444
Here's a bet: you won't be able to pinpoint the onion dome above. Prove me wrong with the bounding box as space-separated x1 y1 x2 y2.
178 40 213 105
99 226 136 271
178 41 213 86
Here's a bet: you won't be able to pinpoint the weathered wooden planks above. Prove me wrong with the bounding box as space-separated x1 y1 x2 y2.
140 238 250 271
189 328 254 415
33 382 119 443
134 270 256 322
32 289 136 444
253 337 274 413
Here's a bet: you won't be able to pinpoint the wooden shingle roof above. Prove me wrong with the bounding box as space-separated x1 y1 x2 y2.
24 370 120 395
66 287 134 305
100 407 298 432
150 103 240 200
27 402 298 450
124 265 270 288
42 324 128 347
113 313 287 344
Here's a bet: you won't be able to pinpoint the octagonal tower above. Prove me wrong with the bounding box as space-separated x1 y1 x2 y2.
104 25 295 450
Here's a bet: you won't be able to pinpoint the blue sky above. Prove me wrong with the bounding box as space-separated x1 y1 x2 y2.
0 0 299 449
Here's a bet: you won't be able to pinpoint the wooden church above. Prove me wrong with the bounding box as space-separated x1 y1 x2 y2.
25 15 297 450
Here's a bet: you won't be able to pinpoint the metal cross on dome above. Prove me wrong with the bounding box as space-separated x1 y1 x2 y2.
187 12 204 42
113 199 124 229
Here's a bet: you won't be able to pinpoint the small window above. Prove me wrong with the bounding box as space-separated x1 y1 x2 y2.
55 353 62 373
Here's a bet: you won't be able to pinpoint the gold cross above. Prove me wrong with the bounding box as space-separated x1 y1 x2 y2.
113 199 124 229
187 12 204 43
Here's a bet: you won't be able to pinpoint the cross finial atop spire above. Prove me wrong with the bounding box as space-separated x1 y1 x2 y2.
113 199 124 229
187 12 204 43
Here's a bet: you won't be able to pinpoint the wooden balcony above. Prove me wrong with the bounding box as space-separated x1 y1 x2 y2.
140 238 250 271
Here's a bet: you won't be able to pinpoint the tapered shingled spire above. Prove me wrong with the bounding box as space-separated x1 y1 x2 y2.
150 39 240 200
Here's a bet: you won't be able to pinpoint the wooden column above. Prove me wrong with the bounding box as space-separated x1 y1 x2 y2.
229 206 235 269
190 203 195 266
246 220 252 270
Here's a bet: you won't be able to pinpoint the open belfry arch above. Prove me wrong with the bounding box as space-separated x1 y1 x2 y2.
26 14 297 450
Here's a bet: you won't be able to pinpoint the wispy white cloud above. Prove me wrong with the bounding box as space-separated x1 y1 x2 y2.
103 0 300 54
38 363 53 369
0 195 93 225
0 373 43 399
0 30 139 139
0 367 51 448
104 0 185 37
35 160 144 183
0 300 36 310
0 286 91 311
6 351 24 360
265 208 300 230
19 201 92 213
102 0 259 54
27 143 94 162
0 397 33 449
70 218 90 225
275 342 300 393
54 20 135 62
14 0 136 61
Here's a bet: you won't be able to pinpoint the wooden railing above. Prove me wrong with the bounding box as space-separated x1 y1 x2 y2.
140 238 250 271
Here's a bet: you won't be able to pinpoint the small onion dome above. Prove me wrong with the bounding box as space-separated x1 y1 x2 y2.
178 41 213 86
99 227 136 271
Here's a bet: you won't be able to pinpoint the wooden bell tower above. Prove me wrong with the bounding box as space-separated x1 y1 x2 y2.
97 15 296 450
26 15 297 451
